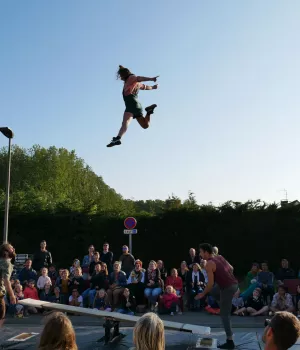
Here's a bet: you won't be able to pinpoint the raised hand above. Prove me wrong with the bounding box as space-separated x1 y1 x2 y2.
152 76 159 82
153 84 159 89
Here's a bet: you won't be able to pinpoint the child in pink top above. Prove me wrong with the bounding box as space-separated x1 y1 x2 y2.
107 65 159 147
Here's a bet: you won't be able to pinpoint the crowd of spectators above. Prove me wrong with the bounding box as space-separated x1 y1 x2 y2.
4 240 300 321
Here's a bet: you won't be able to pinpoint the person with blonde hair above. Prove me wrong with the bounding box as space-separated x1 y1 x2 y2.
132 312 165 350
38 312 78 350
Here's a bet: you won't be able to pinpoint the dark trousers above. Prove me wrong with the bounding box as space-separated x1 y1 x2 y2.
159 302 177 314
261 286 274 304
210 284 238 337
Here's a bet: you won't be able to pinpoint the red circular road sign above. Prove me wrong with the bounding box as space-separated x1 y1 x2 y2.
124 217 137 230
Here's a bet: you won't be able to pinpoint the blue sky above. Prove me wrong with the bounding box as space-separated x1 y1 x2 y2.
1 1 299 204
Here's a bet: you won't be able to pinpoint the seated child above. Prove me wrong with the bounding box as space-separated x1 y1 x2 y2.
270 285 294 315
159 285 179 316
117 288 136 315
13 284 25 318
234 287 268 316
51 286 62 304
40 282 52 301
23 280 39 314
69 288 83 307
37 268 52 292
93 289 111 311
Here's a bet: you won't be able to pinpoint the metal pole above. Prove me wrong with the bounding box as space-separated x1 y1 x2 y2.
129 234 132 255
3 137 12 243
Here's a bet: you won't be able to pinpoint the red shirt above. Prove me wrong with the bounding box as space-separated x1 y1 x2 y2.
24 287 39 300
165 276 183 292
162 293 179 309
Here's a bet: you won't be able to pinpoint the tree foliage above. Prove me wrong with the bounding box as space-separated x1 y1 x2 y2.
0 145 131 215
1 145 300 275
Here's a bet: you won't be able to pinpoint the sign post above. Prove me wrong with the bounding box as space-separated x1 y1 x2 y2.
124 217 137 254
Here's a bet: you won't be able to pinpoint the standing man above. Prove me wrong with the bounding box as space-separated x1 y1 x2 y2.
0 243 16 327
100 243 114 274
119 245 135 278
196 243 238 349
186 248 200 270
32 240 52 273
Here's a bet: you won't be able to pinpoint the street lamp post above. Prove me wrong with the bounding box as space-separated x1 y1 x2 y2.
0 127 14 243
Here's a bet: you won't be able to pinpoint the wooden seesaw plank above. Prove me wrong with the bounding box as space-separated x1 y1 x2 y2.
19 298 210 335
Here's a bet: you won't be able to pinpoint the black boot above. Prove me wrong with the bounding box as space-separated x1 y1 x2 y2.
218 339 235 349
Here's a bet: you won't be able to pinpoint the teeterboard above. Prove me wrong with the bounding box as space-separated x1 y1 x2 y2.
19 299 210 335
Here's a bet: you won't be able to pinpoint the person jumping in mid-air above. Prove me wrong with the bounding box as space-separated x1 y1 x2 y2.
107 65 159 147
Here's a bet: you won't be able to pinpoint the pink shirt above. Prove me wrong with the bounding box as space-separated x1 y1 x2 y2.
123 75 146 96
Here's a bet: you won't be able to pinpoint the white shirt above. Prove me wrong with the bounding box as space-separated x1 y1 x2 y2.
202 269 208 283
37 275 52 289
69 295 83 307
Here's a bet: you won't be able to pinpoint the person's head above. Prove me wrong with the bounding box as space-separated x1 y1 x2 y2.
38 312 78 350
72 259 80 268
123 288 130 298
74 267 82 277
262 312 300 350
41 267 48 276
148 260 157 271
192 263 201 272
135 260 142 271
171 268 178 277
261 261 269 272
189 248 196 257
14 279 20 287
117 65 132 81
0 243 16 259
40 240 47 251
62 269 69 279
281 259 289 269
103 243 109 252
180 261 188 270
113 261 121 272
200 259 207 268
122 245 129 254
28 280 35 289
212 246 219 255
71 289 79 298
45 282 51 293
278 285 287 297
165 285 175 294
49 265 56 272
97 289 106 299
92 262 100 273
251 263 260 273
157 260 164 270
93 251 100 262
24 259 32 269
101 262 108 275
15 284 23 294
199 243 213 260
133 312 165 350
59 268 64 277
253 288 262 298
54 287 60 295
88 245 94 255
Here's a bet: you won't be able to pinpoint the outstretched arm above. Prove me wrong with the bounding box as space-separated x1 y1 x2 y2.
141 84 158 90
137 76 159 82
